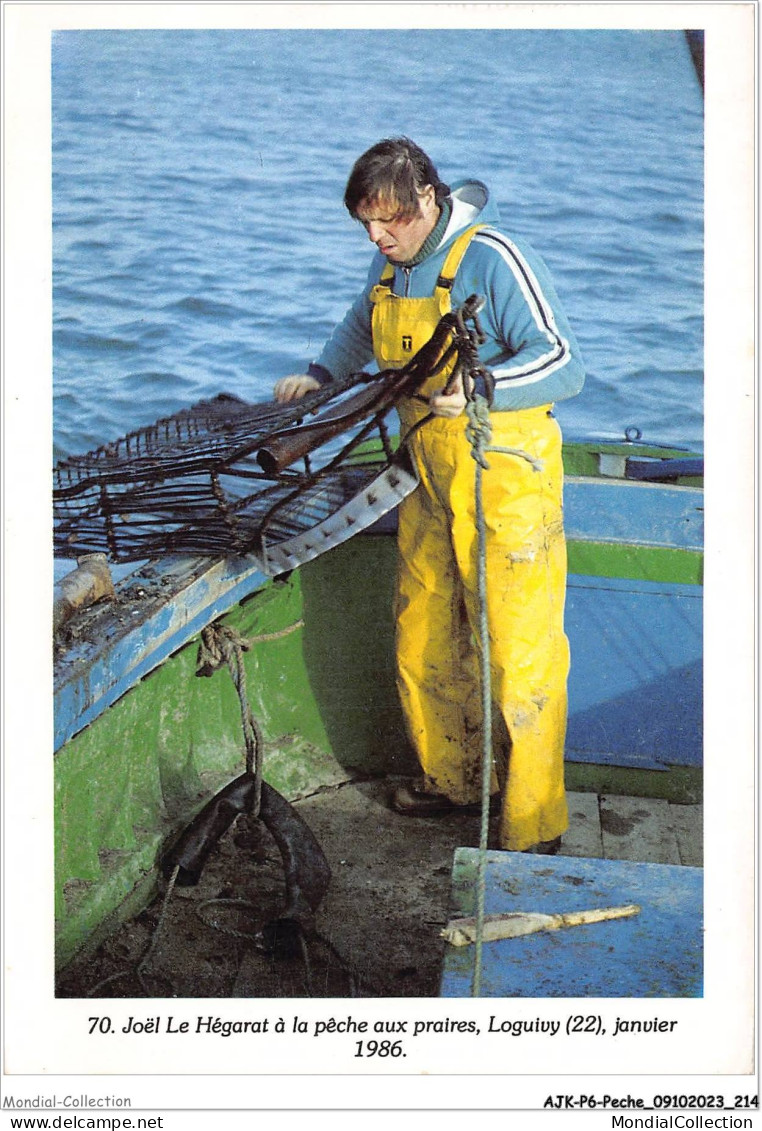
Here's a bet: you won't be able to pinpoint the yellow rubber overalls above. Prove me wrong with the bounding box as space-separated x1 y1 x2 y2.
371 225 569 851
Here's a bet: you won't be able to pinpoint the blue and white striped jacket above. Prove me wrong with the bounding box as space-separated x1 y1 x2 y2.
309 178 585 412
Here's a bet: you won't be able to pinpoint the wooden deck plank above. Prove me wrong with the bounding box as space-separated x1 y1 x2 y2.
562 790 603 857
599 795 681 864
670 802 703 866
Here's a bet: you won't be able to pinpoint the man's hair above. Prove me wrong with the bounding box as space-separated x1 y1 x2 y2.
343 137 450 219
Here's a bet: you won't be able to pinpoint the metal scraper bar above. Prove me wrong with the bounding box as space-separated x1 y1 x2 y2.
256 449 419 575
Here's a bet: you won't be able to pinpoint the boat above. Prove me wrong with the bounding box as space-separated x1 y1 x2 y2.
45 26 711 1001
52 364 703 996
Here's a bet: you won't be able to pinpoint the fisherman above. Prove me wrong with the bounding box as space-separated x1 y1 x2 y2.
274 137 585 853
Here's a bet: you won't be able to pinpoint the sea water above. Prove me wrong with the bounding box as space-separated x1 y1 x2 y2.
52 28 703 460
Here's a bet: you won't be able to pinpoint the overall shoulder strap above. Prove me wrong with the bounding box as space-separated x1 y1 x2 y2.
371 223 487 303
434 223 488 294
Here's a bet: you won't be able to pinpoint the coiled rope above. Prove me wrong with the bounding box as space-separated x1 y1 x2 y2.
465 393 543 998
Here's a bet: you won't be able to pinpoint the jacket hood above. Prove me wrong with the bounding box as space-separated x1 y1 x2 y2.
438 179 500 250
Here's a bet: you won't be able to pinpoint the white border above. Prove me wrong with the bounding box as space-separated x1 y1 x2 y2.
2 0 757 1116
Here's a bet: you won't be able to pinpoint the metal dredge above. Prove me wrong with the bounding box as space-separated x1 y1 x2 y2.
53 296 491 572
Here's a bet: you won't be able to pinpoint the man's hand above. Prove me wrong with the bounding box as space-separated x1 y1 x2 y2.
428 369 472 418
273 375 322 403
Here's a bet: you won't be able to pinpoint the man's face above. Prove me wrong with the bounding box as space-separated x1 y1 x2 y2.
356 185 439 263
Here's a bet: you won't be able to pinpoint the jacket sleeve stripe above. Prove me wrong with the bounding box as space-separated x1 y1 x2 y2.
474 229 572 386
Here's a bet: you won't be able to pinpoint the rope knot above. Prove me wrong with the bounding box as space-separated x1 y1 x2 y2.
465 395 545 475
196 624 250 677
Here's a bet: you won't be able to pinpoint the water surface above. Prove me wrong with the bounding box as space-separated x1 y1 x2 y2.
52 29 703 458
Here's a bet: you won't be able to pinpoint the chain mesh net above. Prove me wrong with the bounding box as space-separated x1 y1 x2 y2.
53 298 489 565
